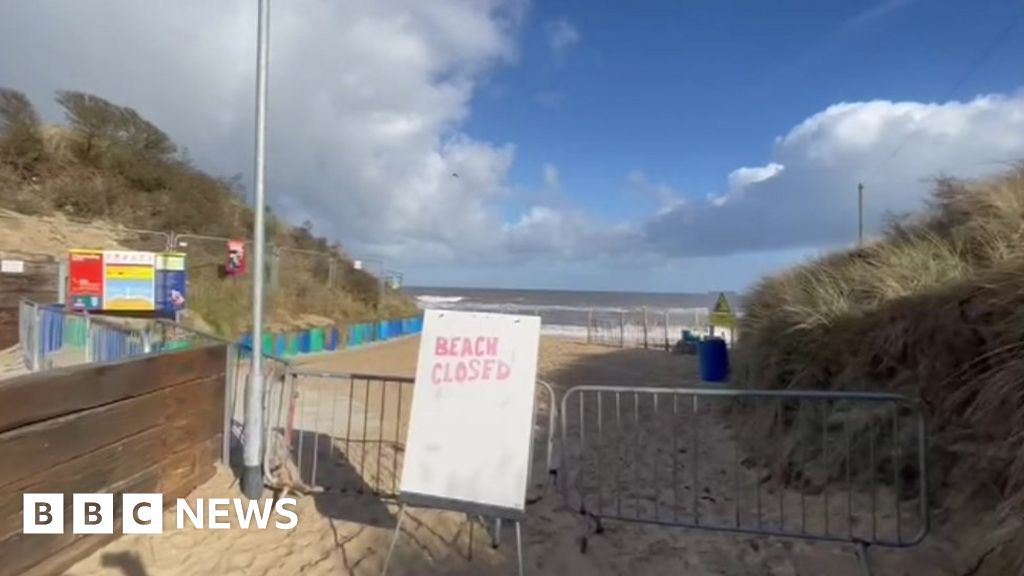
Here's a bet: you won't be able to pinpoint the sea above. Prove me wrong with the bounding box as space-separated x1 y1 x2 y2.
403 287 742 342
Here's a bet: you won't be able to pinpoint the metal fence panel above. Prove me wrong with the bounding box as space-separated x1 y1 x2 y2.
559 385 928 551
265 369 558 501
18 300 37 370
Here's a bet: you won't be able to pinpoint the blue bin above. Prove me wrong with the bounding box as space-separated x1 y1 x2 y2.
698 338 729 383
299 330 312 354
327 327 340 351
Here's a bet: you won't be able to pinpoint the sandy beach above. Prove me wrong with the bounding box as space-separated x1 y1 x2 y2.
63 337 953 576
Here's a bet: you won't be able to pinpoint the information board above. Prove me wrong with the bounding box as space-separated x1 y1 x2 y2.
156 252 187 314
68 249 104 310
103 250 156 311
399 310 541 519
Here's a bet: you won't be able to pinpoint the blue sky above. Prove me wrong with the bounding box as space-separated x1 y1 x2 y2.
2 0 1024 292
470 0 1024 222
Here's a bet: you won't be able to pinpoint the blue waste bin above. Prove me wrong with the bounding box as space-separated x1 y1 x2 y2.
698 338 729 382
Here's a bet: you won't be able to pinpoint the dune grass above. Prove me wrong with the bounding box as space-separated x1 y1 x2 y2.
735 165 1024 572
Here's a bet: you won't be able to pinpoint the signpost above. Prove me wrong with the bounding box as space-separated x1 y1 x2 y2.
708 292 736 327
708 292 737 343
382 310 542 576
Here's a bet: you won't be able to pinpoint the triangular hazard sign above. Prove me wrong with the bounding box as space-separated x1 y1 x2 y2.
712 292 732 315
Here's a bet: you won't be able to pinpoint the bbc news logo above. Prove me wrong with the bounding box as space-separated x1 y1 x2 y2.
23 494 298 534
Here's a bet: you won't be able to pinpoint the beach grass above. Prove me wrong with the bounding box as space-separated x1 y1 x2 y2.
734 164 1024 571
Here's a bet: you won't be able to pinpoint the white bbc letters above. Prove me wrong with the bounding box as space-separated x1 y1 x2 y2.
72 494 114 534
123 494 163 534
24 494 299 534
23 494 64 534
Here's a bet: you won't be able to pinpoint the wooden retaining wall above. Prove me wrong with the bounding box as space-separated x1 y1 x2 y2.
0 254 59 349
0 345 228 576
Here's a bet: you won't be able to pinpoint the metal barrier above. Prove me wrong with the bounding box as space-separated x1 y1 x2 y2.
17 301 156 370
559 385 928 573
265 369 558 500
17 300 38 370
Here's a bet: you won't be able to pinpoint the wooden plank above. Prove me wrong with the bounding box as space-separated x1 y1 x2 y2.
0 345 227 433
0 426 165 541
0 463 162 576
14 444 220 576
0 375 226 489
0 417 224 541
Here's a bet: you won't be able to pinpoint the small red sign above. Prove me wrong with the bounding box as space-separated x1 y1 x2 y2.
68 250 104 310
226 240 246 276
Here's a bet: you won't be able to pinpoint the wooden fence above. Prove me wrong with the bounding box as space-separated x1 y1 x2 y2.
0 254 59 349
0 345 228 576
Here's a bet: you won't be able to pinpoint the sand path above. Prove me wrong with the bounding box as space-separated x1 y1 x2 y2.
66 337 954 576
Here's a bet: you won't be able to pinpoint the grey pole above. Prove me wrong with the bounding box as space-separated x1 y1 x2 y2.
858 182 864 247
243 0 271 499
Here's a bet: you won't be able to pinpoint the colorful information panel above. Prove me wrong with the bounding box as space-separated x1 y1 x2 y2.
68 249 186 313
103 250 156 311
156 252 187 314
68 249 104 311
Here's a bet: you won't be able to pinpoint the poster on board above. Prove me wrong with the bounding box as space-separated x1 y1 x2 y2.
399 310 542 519
103 250 156 311
156 252 187 314
68 249 104 310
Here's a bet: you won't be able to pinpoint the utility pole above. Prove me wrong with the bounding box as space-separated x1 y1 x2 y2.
243 0 271 500
858 182 864 247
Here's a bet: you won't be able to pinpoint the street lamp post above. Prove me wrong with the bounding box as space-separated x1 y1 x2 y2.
242 0 271 500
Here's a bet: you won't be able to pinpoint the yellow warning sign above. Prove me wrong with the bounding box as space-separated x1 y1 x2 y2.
712 293 732 315
709 292 736 328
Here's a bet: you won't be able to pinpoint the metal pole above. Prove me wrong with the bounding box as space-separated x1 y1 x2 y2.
243 0 270 500
642 307 649 349
858 183 864 247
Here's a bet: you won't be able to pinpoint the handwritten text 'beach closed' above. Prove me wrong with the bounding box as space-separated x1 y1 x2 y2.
431 336 511 385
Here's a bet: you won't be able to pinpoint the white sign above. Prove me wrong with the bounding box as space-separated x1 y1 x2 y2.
400 310 541 518
353 260 363 271
0 259 25 274
104 250 156 266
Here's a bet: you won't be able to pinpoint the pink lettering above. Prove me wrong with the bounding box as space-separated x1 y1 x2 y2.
474 336 486 356
435 337 449 356
486 337 498 356
481 359 495 380
460 337 474 357
432 362 443 385
468 358 481 380
455 362 467 383
496 361 511 381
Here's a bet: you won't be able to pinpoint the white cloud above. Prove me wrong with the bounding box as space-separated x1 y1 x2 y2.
544 18 580 63
844 0 917 32
0 0 525 265
645 92 1024 256
3 2 1024 288
626 170 684 214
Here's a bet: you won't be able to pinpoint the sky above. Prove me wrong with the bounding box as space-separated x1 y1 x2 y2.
1 0 1023 292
